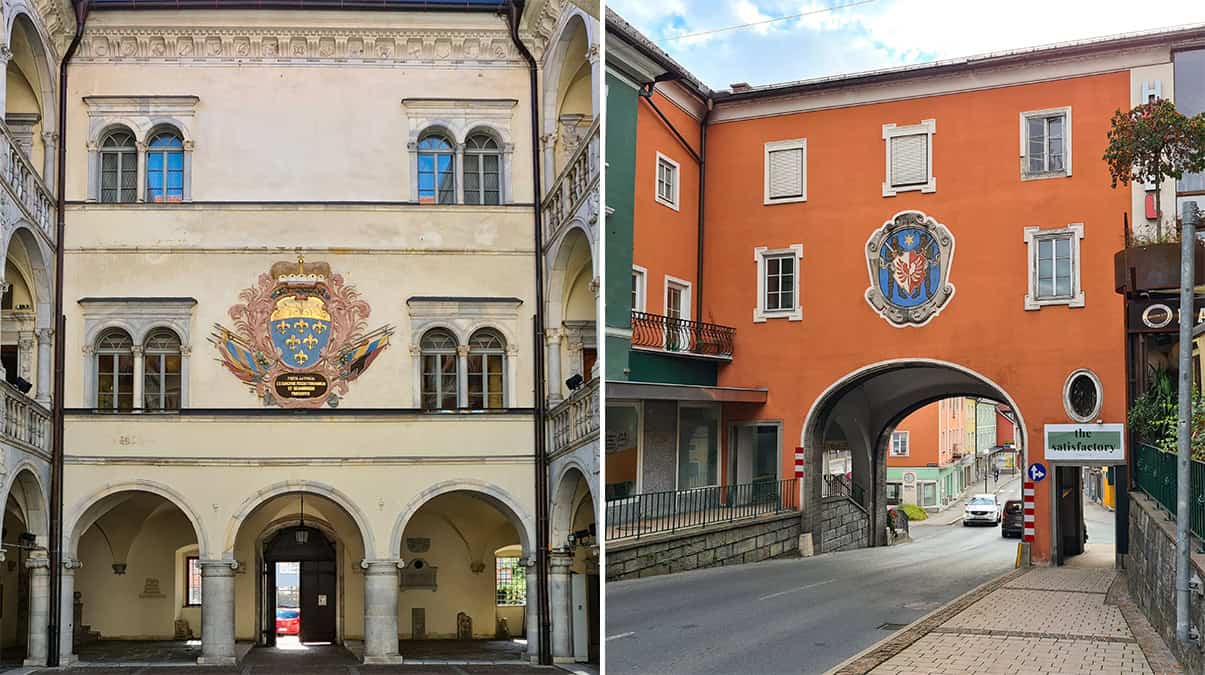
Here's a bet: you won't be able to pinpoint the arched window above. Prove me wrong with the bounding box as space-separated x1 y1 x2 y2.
146 129 184 203
99 129 137 203
144 329 182 411
468 329 506 409
95 329 134 410
417 133 456 205
464 133 501 205
421 329 459 409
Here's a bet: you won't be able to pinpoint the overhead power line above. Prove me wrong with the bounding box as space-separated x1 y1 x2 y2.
660 0 879 42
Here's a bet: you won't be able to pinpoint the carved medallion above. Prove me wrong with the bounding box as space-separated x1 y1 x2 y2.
864 210 956 328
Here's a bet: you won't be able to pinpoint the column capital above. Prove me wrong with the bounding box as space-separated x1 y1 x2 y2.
135 141 147 152
35 327 53 343
130 345 144 356
26 553 50 570
360 558 404 574
549 550 573 573
41 131 58 147
545 327 563 344
62 558 82 572
179 344 192 357
456 345 471 357
199 559 238 576
0 46 12 64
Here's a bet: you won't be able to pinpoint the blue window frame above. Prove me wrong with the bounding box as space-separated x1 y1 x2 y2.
146 131 184 203
418 134 456 204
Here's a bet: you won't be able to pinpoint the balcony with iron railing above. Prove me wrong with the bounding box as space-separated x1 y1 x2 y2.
630 311 736 360
541 119 599 251
0 120 55 246
547 376 599 459
0 378 50 457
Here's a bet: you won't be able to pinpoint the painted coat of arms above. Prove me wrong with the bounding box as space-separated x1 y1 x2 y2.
864 211 956 327
210 256 393 407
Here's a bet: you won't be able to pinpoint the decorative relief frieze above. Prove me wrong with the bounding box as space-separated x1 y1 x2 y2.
76 27 522 66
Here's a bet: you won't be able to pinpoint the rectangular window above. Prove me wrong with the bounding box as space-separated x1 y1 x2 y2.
631 266 646 312
1020 107 1072 179
754 245 803 322
921 482 938 507
146 151 184 203
1176 49 1205 193
764 255 794 312
882 120 936 196
655 153 680 210
1025 224 1084 310
764 139 806 204
890 431 909 457
495 557 526 606
678 405 719 490
186 556 202 606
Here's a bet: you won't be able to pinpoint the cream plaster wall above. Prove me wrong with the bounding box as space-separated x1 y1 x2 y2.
1129 62 1177 240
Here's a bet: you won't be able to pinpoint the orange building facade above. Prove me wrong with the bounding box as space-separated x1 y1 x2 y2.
611 24 1205 565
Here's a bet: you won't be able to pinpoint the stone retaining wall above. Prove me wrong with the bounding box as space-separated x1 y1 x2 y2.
1125 491 1205 674
606 512 801 582
822 496 870 553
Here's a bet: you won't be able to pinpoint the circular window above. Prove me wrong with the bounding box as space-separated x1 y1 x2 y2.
903 472 916 484
1063 369 1103 422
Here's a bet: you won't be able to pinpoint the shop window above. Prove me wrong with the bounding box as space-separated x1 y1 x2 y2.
605 404 640 500
678 405 719 490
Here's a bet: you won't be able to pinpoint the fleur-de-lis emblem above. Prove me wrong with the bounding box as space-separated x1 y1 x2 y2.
293 319 310 331
276 321 290 334
285 335 301 349
312 323 327 334
293 350 309 365
302 334 318 348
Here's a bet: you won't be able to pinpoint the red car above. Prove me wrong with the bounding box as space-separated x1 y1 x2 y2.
275 607 300 636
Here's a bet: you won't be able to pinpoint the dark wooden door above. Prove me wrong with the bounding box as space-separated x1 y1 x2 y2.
300 560 336 643
262 561 277 647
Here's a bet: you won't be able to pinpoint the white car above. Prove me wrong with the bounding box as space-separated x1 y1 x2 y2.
962 494 1001 526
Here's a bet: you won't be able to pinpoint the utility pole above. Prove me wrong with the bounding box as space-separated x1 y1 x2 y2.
1176 200 1199 644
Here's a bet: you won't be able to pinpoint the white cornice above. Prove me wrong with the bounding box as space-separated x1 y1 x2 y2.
75 25 524 67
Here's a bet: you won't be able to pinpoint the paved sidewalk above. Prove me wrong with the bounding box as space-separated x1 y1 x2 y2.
830 564 1182 675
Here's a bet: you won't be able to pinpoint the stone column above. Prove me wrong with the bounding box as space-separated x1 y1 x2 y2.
522 557 541 663
135 142 147 203
81 346 95 407
131 345 144 410
197 560 236 666
86 142 100 202
18 330 34 386
0 279 8 382
406 141 419 201
540 132 556 197
545 328 563 405
179 345 191 408
454 143 465 205
409 345 422 407
59 560 80 666
587 43 601 121
35 328 52 405
41 131 58 193
361 560 402 664
0 47 11 118
456 345 469 408
23 553 50 666
503 142 515 204
548 551 573 663
182 140 194 202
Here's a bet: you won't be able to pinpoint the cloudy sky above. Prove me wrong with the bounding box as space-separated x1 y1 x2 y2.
608 0 1205 90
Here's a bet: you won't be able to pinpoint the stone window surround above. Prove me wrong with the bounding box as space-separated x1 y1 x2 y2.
406 297 523 409
882 119 936 197
83 96 199 204
401 99 517 205
1023 223 1085 311
79 298 197 409
1019 105 1073 181
753 244 804 323
1062 368 1103 423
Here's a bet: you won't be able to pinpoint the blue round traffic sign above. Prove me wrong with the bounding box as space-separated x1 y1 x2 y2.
1027 462 1047 482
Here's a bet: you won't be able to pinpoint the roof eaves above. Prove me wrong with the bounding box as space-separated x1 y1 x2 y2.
605 7 711 99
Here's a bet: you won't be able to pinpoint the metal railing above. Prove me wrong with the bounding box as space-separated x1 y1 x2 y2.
1135 442 1205 540
822 473 866 506
0 379 49 454
630 311 736 359
606 478 800 541
547 377 599 458
0 120 54 243
541 119 599 250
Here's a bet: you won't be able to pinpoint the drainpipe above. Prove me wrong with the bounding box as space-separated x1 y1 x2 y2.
1177 201 1200 644
694 100 711 322
505 1 551 665
48 0 90 667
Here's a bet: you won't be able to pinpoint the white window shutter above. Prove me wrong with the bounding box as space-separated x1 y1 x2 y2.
768 148 803 199
891 134 928 187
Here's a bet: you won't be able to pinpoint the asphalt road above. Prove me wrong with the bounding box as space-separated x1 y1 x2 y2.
606 509 1021 674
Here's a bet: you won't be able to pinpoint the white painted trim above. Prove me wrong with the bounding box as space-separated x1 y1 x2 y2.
1019 106 1073 180
890 430 910 457
1023 222 1085 310
663 274 692 321
631 265 647 312
1062 368 1104 423
882 119 936 197
763 138 807 205
654 152 681 211
753 244 804 323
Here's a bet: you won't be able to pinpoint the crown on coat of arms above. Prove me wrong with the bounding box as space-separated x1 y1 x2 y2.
272 255 331 286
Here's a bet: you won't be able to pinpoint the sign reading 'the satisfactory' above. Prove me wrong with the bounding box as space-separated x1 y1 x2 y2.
1044 424 1125 463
